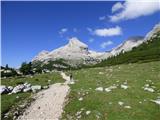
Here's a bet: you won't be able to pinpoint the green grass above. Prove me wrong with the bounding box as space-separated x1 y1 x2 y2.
1 72 64 120
1 72 64 87
62 61 160 120
1 93 31 116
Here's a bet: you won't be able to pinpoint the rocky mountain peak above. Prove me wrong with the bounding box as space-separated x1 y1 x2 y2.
68 37 88 48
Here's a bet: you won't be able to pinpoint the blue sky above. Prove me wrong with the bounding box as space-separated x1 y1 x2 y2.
2 1 160 68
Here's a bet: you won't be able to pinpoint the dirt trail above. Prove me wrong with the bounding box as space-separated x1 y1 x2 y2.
18 72 71 120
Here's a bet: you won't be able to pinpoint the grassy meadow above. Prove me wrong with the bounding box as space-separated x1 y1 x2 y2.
62 61 160 120
1 61 160 120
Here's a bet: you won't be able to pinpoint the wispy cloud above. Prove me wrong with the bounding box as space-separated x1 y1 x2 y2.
99 16 106 20
100 40 113 49
59 28 68 37
94 26 122 37
88 38 94 43
109 0 160 22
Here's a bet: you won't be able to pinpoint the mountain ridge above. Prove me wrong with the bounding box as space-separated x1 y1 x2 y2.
32 23 160 66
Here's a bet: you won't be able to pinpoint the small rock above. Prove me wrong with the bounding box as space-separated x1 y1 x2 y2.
80 108 85 111
16 96 19 99
105 88 111 92
121 84 128 89
124 106 131 109
96 114 100 119
86 111 91 115
13 111 19 117
42 86 49 89
95 87 103 91
118 101 124 106
76 111 82 116
151 99 160 105
31 85 41 92
105 85 117 92
99 72 104 75
144 87 154 92
144 84 149 87
48 80 51 82
19 104 25 108
78 97 83 101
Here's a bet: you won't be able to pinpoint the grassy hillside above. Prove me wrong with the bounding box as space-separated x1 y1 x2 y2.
62 61 160 120
95 32 160 67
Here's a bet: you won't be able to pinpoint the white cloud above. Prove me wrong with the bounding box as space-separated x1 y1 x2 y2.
110 0 160 22
112 2 124 13
60 28 68 33
99 16 106 20
89 38 94 43
94 26 122 37
100 40 113 49
59 28 68 36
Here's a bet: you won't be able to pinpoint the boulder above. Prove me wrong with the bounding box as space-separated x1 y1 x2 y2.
95 87 103 91
24 82 31 88
23 87 31 92
31 85 41 92
12 84 25 93
8 86 14 92
0 85 9 94
42 86 49 89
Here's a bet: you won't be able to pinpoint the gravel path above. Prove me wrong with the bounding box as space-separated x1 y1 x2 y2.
18 72 71 120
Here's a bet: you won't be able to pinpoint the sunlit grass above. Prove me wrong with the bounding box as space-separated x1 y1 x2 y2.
62 61 160 120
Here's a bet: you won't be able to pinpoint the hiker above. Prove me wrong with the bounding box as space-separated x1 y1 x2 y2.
70 73 73 80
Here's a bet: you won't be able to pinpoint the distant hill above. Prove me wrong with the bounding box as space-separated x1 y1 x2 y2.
95 24 160 67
